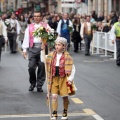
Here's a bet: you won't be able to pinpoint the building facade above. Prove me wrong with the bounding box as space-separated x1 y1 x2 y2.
87 0 119 16
60 0 120 16
1 0 120 15
0 0 58 13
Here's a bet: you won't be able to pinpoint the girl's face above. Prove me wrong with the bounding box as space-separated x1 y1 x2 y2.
55 42 65 53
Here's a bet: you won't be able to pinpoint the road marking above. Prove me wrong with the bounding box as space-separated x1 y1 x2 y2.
92 115 104 120
83 109 104 120
83 109 96 115
0 112 91 118
84 60 104 63
71 98 84 104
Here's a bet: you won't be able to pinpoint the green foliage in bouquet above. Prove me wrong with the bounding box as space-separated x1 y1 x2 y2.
33 27 57 48
68 25 73 33
4 19 10 27
47 32 57 48
33 27 48 39
91 23 97 30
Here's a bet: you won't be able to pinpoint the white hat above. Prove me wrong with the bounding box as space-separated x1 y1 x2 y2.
55 37 67 45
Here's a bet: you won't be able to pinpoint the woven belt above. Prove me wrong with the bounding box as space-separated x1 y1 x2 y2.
33 43 42 48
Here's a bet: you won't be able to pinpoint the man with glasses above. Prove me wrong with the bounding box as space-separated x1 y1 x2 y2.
22 11 51 92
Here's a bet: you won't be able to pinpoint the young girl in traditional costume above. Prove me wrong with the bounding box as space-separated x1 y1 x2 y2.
46 37 75 120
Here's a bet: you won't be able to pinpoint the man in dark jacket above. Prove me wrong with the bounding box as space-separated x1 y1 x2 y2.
110 11 118 25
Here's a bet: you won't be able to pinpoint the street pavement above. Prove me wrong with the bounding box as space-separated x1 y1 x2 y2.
0 47 120 120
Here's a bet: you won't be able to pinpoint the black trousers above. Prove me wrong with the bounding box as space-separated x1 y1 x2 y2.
116 39 120 64
28 47 45 89
74 41 79 52
84 35 92 54
8 33 17 52
73 40 82 52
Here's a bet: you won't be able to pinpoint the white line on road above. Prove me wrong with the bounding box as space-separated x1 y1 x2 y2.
83 109 104 120
92 114 104 120
0 113 91 119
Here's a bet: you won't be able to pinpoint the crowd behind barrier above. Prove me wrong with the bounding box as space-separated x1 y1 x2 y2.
0 10 119 59
90 31 116 59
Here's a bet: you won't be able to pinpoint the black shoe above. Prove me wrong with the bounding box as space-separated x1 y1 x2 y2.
37 88 43 92
13 51 17 53
85 53 90 56
61 109 67 119
11 51 14 53
74 50 78 53
51 111 58 119
116 63 120 66
29 85 35 91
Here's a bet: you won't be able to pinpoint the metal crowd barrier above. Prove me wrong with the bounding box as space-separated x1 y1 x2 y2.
91 31 117 59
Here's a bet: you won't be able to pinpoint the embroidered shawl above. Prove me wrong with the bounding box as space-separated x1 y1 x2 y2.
46 51 73 86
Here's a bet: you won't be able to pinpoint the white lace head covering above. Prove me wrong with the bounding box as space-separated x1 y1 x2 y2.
55 37 67 46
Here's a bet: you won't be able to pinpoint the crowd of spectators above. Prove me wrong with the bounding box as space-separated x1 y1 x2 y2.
0 10 119 54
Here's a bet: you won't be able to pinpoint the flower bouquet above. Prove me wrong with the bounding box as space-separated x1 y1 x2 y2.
4 19 10 26
33 27 57 48
91 22 97 30
68 25 73 33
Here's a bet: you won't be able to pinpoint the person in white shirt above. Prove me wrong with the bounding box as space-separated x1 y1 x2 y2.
80 16 93 56
7 13 21 53
56 13 73 50
46 37 76 120
0 21 8 61
22 11 51 92
0 13 7 47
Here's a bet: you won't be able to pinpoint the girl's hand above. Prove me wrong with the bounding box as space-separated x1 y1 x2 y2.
67 80 72 85
41 45 45 50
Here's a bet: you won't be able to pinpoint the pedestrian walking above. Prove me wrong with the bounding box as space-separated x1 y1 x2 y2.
18 15 27 45
22 11 51 92
48 16 58 31
80 16 93 56
110 15 120 66
0 21 8 61
7 13 21 53
0 13 7 47
71 18 82 52
46 37 76 120
56 13 73 50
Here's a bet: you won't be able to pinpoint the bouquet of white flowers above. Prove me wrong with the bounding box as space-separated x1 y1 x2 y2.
91 22 97 30
33 27 57 48
4 19 10 26
68 25 73 33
